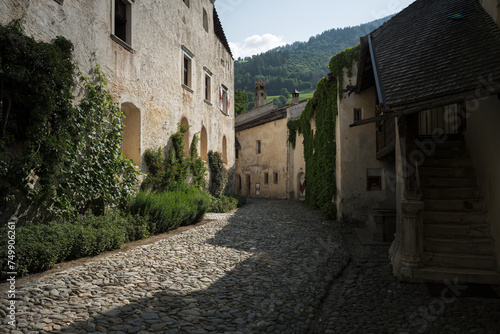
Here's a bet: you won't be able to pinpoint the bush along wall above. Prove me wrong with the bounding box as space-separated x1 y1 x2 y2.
0 22 137 223
287 44 359 219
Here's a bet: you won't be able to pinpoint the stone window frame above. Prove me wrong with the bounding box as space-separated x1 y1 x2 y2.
110 0 134 52
182 46 194 92
203 67 212 105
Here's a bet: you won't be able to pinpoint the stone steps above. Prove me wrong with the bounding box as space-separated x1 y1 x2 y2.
423 252 497 271
424 222 491 238
424 237 495 255
424 198 484 211
413 267 500 285
417 138 499 283
424 211 487 224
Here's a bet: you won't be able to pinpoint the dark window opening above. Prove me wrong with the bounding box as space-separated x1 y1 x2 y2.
183 56 191 87
256 140 261 154
367 176 382 191
274 172 279 184
183 0 190 7
264 173 269 184
354 108 362 122
115 0 128 42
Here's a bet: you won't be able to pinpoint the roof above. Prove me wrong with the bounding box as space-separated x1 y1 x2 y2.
361 0 500 110
213 8 233 59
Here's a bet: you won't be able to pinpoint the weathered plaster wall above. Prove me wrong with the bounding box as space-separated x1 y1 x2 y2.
235 118 289 199
479 0 500 27
336 64 396 223
0 0 235 172
464 95 500 268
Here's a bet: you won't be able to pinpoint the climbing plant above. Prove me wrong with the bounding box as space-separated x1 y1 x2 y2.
208 151 228 196
142 125 207 192
0 21 138 221
287 44 360 219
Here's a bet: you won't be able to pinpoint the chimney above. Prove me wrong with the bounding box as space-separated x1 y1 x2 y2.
254 80 267 108
292 89 300 104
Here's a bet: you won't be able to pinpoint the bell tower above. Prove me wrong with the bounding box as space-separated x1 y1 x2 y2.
254 80 267 108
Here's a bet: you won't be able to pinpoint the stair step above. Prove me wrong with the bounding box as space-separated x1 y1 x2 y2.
423 252 497 271
430 150 470 159
424 199 485 211
424 211 486 224
424 237 495 255
420 167 473 178
434 140 467 151
424 223 491 238
423 187 480 199
421 177 477 188
413 267 500 285
422 158 472 168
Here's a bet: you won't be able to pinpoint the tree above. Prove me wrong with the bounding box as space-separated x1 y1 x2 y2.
234 89 249 115
281 88 291 99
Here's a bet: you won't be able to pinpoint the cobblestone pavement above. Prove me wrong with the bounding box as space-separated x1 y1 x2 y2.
312 228 500 334
0 199 349 334
2 199 500 334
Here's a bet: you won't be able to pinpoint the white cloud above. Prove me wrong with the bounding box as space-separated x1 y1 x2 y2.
229 34 287 59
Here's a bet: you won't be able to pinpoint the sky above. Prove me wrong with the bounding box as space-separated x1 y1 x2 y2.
215 0 416 59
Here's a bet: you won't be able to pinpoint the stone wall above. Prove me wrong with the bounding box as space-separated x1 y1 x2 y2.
0 0 235 172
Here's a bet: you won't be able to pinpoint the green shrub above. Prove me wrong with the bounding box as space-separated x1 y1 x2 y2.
127 183 210 234
0 210 149 278
208 195 238 213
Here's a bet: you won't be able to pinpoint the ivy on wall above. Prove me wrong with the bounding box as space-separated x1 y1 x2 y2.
0 22 138 222
142 125 207 192
287 44 360 219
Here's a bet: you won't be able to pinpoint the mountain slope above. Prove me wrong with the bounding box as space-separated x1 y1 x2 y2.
235 16 392 98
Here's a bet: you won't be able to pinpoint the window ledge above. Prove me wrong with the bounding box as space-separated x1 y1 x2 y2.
204 100 212 106
182 84 194 93
220 109 229 116
110 34 134 53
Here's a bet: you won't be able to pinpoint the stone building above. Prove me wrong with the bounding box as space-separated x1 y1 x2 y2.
334 0 500 283
1 0 235 172
235 84 307 199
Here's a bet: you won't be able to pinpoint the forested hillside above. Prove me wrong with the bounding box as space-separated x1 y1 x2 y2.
235 16 392 103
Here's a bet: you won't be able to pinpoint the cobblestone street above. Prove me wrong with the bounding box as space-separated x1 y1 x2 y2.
2 199 500 333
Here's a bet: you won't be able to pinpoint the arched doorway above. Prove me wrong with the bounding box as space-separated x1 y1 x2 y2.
121 102 141 165
180 117 190 156
235 174 242 195
222 135 227 164
200 126 208 161
297 172 306 200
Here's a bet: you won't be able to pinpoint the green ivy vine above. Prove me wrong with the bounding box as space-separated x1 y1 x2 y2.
0 21 138 222
142 125 207 192
287 44 360 219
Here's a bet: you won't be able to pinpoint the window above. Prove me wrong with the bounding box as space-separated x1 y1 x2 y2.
183 0 190 7
354 108 362 122
220 85 229 115
264 173 269 184
204 67 212 103
367 168 382 191
203 8 209 32
182 46 194 89
274 172 279 184
256 140 261 154
114 0 132 45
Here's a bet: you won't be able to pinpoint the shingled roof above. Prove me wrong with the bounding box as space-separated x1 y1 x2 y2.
213 8 233 59
364 0 500 110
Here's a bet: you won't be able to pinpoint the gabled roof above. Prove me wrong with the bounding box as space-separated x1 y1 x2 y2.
213 8 233 59
361 0 500 110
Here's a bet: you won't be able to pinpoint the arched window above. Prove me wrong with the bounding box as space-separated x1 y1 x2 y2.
121 102 141 165
222 136 227 164
180 117 190 156
200 126 208 161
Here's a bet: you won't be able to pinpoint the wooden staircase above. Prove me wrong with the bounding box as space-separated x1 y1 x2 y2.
414 137 500 284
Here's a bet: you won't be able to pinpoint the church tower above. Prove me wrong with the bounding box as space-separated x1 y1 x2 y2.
254 80 267 108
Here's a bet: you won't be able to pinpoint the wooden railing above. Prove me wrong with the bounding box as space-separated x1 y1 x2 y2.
376 117 396 159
